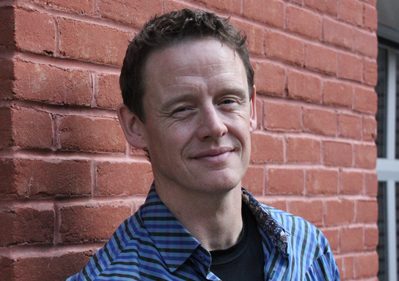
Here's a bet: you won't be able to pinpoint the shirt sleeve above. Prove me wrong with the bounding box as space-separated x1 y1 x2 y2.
305 245 341 281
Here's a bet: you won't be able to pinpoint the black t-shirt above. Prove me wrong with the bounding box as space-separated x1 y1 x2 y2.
210 203 264 281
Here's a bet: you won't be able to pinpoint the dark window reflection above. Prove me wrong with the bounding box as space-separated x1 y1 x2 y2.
378 182 387 281
376 47 388 158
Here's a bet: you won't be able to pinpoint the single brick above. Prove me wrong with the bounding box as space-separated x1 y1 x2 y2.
338 113 362 140
305 43 337 75
196 0 242 14
286 137 321 164
163 0 193 12
354 144 376 169
15 8 56 55
353 30 377 58
253 61 285 97
243 0 284 28
264 101 302 131
13 60 92 106
286 6 322 40
364 226 378 250
322 80 353 108
355 200 378 223
337 52 363 82
323 140 353 167
13 159 91 198
304 0 337 16
1 251 92 281
287 70 322 103
267 168 304 195
340 227 364 252
250 132 284 164
58 18 131 66
354 87 377 114
96 161 153 196
354 252 378 278
341 171 363 195
303 107 337 136
97 74 122 109
306 169 338 195
323 18 353 50
97 0 163 27
337 0 363 26
325 199 355 225
11 107 53 149
58 204 131 243
363 0 376 7
0 207 54 246
59 115 125 153
288 199 323 225
363 4 377 31
32 0 95 15
265 31 305 66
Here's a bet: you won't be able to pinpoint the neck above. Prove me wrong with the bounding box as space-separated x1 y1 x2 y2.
155 181 243 251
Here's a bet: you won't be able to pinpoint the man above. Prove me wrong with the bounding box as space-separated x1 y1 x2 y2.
67 9 340 281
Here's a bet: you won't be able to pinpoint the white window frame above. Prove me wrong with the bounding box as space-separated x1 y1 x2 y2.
376 46 399 281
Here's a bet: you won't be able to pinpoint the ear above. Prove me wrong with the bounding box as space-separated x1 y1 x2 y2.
250 85 257 131
117 105 147 148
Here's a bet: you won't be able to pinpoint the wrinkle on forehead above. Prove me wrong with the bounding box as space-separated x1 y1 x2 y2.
143 38 245 83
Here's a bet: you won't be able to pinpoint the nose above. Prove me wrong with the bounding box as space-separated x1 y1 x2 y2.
196 105 228 140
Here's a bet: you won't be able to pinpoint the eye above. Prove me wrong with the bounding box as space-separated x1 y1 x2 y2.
220 99 236 105
173 106 193 114
170 105 196 119
219 97 240 108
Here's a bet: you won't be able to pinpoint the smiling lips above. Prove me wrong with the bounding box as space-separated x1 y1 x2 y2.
191 147 236 163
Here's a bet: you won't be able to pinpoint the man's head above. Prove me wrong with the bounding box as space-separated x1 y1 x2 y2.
118 9 257 195
119 8 254 121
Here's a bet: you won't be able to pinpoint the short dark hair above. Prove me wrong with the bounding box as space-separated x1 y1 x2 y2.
119 8 254 121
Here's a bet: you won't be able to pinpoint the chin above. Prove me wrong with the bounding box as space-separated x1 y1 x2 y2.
197 177 242 194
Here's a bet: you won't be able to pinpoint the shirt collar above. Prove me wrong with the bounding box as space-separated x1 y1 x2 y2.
242 189 290 257
139 185 289 273
139 186 201 272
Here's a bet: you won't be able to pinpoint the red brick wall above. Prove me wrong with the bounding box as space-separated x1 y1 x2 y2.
0 0 378 280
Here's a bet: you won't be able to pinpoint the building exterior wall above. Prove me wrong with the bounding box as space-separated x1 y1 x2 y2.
0 0 378 280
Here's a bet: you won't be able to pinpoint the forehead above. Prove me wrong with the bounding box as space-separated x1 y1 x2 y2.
142 38 247 88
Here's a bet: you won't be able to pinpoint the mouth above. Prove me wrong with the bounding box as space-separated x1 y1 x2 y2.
191 147 236 161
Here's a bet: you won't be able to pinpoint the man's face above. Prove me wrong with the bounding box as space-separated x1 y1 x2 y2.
138 38 255 195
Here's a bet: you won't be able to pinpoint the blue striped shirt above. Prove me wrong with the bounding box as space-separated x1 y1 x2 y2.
67 187 340 280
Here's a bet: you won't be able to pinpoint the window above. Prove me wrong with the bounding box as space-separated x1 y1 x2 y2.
376 44 399 281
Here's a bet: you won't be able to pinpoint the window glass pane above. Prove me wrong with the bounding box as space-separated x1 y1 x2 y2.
376 46 387 158
378 181 388 281
377 47 388 158
396 54 399 159
397 183 399 277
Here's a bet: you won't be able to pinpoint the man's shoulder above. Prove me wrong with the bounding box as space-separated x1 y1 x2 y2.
67 210 150 281
257 202 339 279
